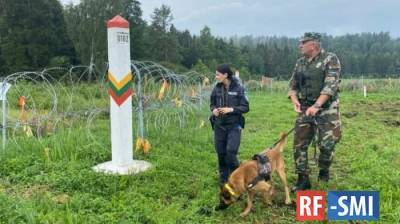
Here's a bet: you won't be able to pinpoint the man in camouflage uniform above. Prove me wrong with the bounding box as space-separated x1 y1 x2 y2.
288 32 342 192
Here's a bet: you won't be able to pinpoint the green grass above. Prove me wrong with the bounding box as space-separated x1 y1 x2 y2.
0 89 399 223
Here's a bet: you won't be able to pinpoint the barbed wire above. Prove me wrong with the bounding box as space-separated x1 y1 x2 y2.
1 61 213 151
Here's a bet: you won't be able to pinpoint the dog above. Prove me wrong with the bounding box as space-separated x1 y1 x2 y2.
216 132 292 217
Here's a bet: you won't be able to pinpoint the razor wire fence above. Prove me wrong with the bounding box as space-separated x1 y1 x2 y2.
0 61 213 152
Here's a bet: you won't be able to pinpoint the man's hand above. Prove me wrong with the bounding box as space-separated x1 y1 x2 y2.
212 108 220 116
293 101 301 113
290 96 302 113
305 106 320 116
218 107 234 114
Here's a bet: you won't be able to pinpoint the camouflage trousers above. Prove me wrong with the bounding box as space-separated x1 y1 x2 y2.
293 101 342 174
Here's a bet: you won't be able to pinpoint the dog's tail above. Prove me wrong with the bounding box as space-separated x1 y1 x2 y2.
274 132 288 153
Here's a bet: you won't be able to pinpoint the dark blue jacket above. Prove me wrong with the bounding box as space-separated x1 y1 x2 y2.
210 77 249 128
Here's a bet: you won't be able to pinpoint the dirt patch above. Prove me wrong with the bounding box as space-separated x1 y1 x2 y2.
352 101 400 113
52 193 70 204
349 102 400 120
378 102 400 113
3 183 70 204
342 112 358 118
21 184 50 199
382 119 400 127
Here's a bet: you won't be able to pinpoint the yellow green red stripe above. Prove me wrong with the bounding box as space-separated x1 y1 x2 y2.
108 80 132 96
108 71 132 90
108 71 133 106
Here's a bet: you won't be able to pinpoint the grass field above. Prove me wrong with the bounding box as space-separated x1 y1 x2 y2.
0 87 399 223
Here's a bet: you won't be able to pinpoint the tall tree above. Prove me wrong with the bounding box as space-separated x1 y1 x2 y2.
63 0 147 78
197 26 214 67
64 0 111 74
177 30 197 68
148 4 180 63
0 0 76 74
119 0 147 60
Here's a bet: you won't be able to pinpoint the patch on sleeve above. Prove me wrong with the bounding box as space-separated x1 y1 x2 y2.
327 54 341 70
228 91 238 96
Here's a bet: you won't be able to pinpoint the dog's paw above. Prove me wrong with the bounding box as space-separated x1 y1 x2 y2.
240 207 253 217
240 211 250 217
265 200 273 206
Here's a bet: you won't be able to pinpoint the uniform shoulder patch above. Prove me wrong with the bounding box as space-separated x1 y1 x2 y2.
323 52 340 68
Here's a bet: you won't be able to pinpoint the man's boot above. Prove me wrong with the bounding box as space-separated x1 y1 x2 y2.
291 174 311 192
318 169 329 182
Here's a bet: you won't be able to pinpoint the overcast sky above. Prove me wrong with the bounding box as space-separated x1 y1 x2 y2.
60 0 400 38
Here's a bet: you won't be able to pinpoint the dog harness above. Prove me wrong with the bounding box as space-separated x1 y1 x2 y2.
247 153 271 189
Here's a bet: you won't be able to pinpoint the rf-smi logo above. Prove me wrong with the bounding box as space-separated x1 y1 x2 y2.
297 191 379 221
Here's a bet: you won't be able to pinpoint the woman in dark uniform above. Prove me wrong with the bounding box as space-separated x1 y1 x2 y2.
210 64 249 185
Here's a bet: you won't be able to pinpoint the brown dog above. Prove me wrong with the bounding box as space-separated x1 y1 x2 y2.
217 132 292 217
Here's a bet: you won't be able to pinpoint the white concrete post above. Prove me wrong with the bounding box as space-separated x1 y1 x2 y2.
270 78 273 94
93 15 151 175
0 82 11 150
361 75 364 89
363 85 367 98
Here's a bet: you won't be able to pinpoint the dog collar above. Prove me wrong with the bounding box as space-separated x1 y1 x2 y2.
224 183 239 198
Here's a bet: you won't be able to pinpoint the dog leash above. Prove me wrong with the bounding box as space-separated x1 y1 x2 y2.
269 126 295 149
268 115 316 149
249 130 296 190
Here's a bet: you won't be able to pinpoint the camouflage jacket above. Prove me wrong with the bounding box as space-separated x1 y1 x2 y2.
288 49 341 107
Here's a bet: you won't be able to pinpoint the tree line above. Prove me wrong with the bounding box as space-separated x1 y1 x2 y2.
1 0 399 79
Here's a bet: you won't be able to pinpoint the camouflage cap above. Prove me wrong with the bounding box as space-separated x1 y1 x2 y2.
299 32 321 42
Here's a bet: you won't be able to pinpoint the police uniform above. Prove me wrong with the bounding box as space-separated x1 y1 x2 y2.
288 32 342 186
210 77 249 184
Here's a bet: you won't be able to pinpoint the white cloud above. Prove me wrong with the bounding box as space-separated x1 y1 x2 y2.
59 0 80 5
60 0 400 37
